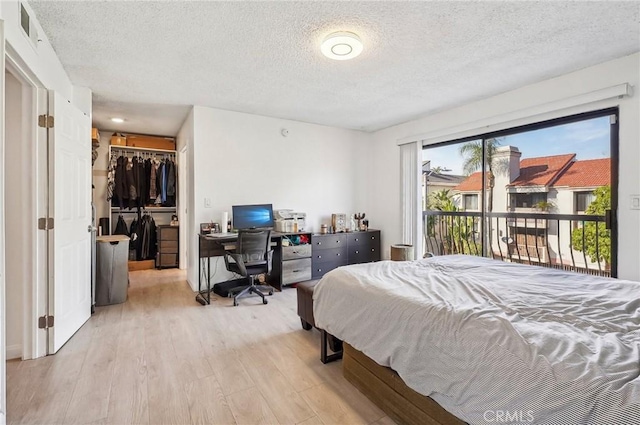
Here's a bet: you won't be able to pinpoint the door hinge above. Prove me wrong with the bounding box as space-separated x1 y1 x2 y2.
38 114 54 128
38 315 54 329
38 217 55 230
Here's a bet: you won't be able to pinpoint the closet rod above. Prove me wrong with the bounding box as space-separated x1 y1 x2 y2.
110 145 176 154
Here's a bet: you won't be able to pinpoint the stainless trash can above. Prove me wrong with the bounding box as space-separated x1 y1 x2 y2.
96 235 130 306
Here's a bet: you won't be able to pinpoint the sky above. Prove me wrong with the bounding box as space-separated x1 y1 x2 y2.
422 116 610 176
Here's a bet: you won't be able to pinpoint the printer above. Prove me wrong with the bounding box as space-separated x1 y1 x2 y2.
274 209 307 233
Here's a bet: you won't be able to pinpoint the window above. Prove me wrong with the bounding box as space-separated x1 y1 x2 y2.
510 193 547 208
463 194 478 210
575 191 595 213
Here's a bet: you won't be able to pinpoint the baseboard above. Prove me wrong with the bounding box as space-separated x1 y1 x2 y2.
7 344 22 360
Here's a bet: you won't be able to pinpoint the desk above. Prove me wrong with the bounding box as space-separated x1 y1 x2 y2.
196 232 311 305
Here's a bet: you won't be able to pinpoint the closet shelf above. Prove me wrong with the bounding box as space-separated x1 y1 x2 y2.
109 145 176 154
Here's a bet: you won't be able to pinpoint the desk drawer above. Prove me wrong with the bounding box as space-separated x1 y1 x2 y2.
160 240 178 252
282 244 311 260
282 258 311 285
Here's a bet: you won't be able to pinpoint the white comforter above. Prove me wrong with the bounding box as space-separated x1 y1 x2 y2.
313 255 640 424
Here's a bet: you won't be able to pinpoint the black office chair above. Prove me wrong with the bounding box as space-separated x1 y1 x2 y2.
224 229 274 306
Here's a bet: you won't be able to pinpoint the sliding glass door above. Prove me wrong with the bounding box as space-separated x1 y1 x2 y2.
422 108 618 277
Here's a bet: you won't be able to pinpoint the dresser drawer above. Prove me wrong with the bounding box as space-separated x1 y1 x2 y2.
312 234 347 250
158 253 178 267
159 226 179 241
282 244 311 260
282 258 312 285
347 231 380 247
349 246 379 264
159 240 178 252
312 258 347 279
312 246 347 263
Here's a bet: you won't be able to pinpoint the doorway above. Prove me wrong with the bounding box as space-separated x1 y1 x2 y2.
4 60 47 361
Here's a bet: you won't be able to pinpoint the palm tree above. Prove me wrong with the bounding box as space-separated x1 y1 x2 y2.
459 138 502 258
458 138 501 213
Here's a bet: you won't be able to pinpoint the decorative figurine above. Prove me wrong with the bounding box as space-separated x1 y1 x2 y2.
354 213 366 231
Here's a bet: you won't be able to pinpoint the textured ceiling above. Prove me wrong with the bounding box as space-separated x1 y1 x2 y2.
29 1 640 135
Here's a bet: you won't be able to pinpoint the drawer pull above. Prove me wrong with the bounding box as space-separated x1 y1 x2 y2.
355 238 359 242
317 268 322 272
337 240 341 243
318 255 322 259
293 269 302 273
371 248 375 252
355 250 359 254
318 242 322 245
336 253 341 256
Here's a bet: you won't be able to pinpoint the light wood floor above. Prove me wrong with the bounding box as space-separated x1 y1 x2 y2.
7 269 396 425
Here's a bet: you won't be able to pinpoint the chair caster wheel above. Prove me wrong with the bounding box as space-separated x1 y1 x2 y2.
233 299 238 306
269 291 274 296
263 299 268 304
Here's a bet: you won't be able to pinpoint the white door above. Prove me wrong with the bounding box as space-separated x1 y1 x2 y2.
1 19 8 425
48 91 92 353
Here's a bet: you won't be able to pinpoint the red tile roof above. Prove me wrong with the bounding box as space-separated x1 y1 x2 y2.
507 154 575 187
453 171 485 192
453 155 610 192
553 158 610 188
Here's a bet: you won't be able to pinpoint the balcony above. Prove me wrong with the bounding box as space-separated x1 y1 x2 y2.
423 210 611 277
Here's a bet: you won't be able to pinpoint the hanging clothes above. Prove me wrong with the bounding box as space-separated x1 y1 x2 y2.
109 152 177 209
106 153 117 202
140 213 157 260
114 215 128 235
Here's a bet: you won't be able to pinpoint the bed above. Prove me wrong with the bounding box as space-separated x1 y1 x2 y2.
313 255 640 425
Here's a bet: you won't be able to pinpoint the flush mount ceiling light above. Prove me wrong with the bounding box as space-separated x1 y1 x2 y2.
321 31 363 60
110 117 124 123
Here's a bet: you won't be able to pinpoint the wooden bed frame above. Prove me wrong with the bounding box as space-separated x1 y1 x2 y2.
342 343 466 425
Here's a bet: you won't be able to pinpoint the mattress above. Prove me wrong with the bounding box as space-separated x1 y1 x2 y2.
313 255 640 424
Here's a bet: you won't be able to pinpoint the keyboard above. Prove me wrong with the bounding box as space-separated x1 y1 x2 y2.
206 233 238 239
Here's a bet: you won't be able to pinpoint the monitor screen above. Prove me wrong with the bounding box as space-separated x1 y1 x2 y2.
232 204 274 230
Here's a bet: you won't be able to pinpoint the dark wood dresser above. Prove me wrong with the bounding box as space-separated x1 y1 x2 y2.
157 225 179 269
311 229 381 279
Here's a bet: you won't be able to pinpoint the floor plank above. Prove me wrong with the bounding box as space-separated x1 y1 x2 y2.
6 269 384 425
227 388 279 425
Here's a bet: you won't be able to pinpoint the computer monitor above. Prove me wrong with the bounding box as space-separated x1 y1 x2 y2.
232 204 274 230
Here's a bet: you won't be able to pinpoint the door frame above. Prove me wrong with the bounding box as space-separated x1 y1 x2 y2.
178 145 187 269
1 19 7 425
4 42 48 360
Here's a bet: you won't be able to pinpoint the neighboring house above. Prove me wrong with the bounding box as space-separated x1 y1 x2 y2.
422 161 466 210
452 146 611 271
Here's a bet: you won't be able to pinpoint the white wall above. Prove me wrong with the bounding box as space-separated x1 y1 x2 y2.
185 106 369 290
5 71 27 359
369 53 640 280
0 1 81 111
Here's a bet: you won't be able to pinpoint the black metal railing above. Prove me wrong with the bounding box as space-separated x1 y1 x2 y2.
423 210 610 277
